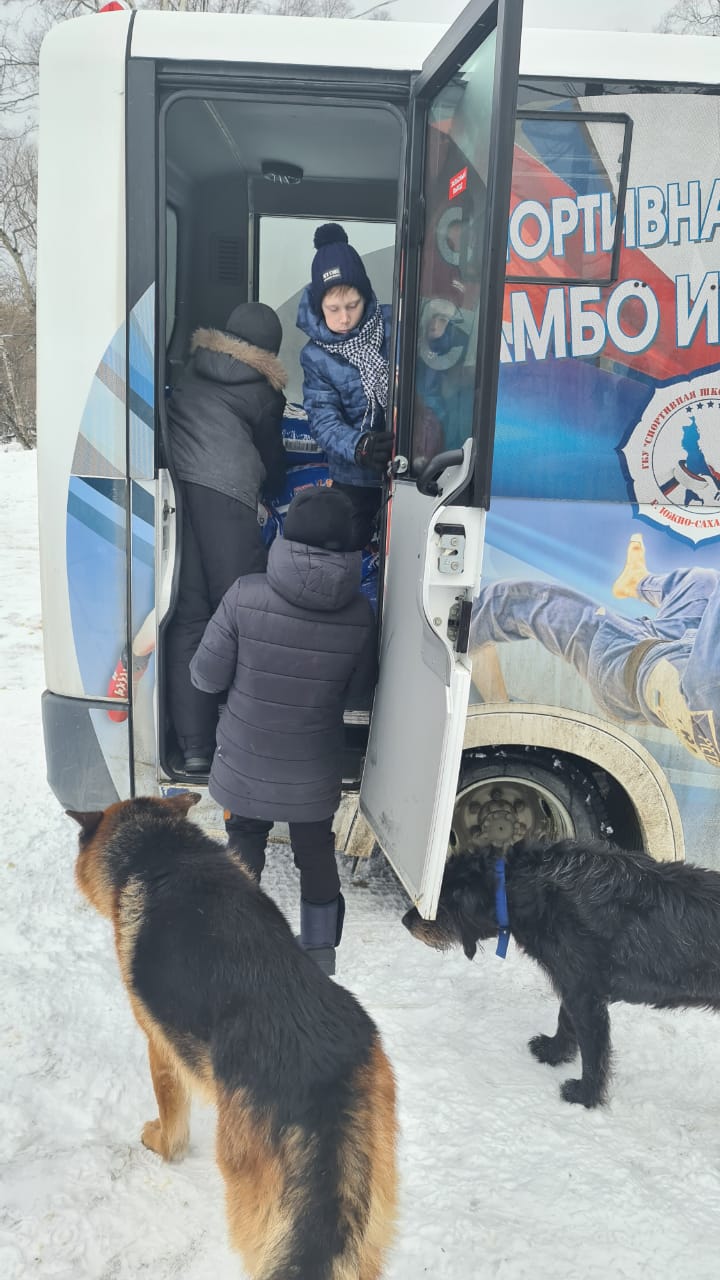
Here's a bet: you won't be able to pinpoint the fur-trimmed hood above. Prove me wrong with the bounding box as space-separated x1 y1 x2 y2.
191 328 287 392
167 326 287 508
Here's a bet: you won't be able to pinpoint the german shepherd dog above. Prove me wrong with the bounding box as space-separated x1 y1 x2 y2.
403 838 720 1109
69 793 397 1280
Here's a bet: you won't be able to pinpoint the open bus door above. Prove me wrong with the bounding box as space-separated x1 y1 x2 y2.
360 0 523 918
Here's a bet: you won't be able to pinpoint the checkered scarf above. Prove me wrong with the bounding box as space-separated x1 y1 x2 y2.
315 300 389 430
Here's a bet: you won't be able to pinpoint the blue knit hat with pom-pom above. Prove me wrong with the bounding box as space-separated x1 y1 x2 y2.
309 223 373 314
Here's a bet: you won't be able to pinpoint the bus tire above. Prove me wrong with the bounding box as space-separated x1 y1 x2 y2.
451 746 611 853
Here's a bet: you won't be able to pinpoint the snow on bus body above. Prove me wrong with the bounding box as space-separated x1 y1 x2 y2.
261 406 380 611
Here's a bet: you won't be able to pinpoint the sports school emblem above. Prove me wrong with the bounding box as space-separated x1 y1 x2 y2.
621 368 720 545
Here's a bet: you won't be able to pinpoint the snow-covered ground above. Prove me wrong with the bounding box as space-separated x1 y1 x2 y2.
3 444 720 1279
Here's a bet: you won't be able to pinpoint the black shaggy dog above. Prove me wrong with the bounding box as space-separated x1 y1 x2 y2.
70 793 397 1280
403 838 720 1109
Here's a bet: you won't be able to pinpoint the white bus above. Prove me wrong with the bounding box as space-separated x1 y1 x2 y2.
37 0 720 916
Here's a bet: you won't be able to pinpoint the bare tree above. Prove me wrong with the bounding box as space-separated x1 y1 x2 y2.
657 0 720 33
0 135 36 311
0 286 35 448
0 1 102 120
152 0 392 14
267 0 350 14
0 0 395 117
353 1 395 15
150 1 264 11
0 126 37 447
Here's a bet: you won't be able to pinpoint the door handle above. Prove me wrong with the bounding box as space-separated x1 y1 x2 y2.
414 449 465 497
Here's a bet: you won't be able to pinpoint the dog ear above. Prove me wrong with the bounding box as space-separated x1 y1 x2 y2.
459 922 477 961
453 877 497 960
162 791 202 816
66 810 104 837
449 887 479 960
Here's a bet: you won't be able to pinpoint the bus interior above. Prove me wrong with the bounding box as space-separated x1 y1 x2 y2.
154 69 637 785
158 85 406 781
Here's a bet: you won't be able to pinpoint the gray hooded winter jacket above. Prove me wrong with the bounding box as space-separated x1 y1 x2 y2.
189 536 377 822
167 329 287 508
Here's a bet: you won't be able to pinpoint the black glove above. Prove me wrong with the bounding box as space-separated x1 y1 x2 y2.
354 431 394 471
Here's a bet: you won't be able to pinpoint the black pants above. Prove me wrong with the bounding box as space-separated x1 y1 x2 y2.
166 482 267 752
331 482 382 552
225 813 341 904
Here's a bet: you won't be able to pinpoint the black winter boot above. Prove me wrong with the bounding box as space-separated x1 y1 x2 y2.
179 738 214 774
299 893 345 977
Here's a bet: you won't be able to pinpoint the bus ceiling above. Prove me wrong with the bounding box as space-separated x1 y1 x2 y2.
162 93 404 218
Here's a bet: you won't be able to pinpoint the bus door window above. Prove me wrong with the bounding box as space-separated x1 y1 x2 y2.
166 204 179 347
409 34 498 472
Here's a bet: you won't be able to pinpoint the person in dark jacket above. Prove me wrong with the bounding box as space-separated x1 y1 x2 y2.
296 224 394 551
190 486 377 975
166 302 287 773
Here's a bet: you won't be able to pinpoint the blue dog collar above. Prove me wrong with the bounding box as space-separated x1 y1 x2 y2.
494 857 510 959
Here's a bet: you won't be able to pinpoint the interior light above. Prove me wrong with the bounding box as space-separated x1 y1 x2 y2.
261 160 304 185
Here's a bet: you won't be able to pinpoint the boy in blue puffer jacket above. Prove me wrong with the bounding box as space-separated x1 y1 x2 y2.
296 224 394 550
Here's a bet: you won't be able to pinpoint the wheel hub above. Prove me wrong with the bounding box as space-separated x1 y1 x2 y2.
469 787 529 846
452 774 574 853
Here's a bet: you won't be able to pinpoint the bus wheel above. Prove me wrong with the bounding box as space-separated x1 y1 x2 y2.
451 747 610 852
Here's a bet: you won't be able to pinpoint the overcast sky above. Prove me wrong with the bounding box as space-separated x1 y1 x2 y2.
384 0 673 30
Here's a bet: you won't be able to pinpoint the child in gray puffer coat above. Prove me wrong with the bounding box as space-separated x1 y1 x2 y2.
166 302 287 774
190 486 377 976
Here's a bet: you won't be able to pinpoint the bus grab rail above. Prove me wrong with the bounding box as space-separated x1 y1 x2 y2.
414 449 465 497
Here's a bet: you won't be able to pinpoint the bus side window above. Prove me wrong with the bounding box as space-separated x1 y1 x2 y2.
507 111 632 287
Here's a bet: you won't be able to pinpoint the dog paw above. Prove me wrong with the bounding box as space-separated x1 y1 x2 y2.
528 1034 576 1066
560 1078 600 1108
141 1118 166 1157
141 1118 189 1162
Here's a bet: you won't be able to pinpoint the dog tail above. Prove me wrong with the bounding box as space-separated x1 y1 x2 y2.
218 1039 397 1280
330 1038 398 1280
278 1037 397 1280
